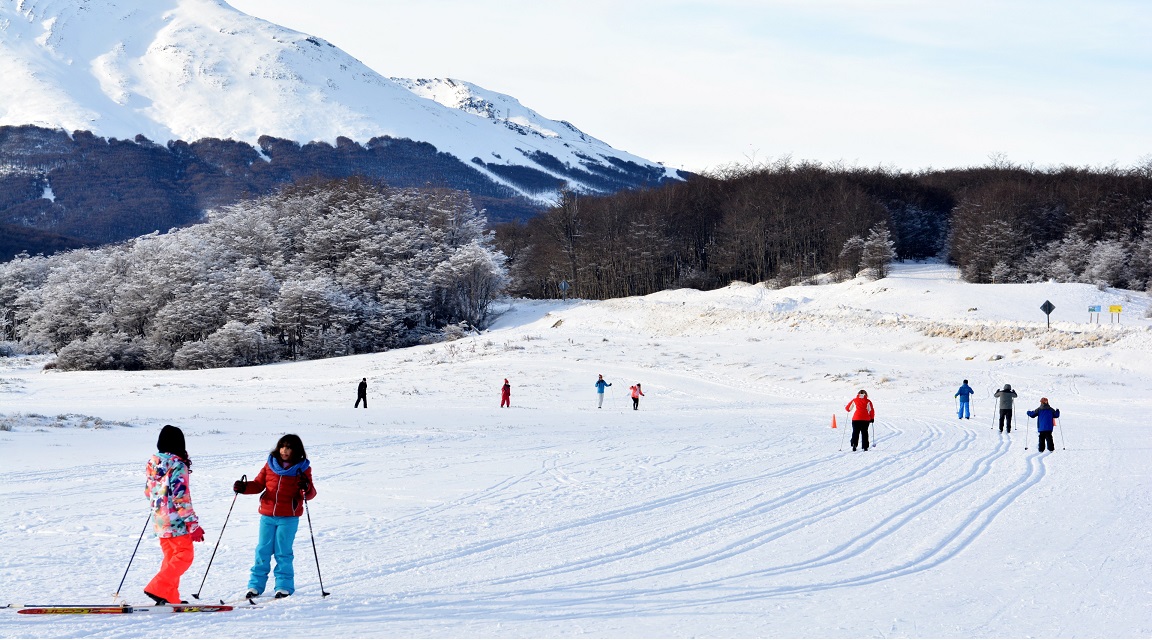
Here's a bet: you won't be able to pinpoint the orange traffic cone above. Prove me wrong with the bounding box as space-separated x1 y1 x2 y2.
831 413 838 429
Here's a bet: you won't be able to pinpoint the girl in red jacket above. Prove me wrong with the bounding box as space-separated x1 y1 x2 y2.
233 434 317 598
845 389 875 451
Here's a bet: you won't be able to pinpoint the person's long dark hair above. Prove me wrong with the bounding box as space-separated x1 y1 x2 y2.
157 424 191 469
271 433 307 464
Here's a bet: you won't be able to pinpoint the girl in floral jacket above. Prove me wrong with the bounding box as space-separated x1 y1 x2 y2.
234 433 317 598
143 425 204 605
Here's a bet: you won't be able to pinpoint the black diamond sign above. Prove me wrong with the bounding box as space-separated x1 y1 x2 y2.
1040 300 1055 315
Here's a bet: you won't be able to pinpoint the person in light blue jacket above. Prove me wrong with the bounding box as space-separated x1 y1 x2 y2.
595 374 612 408
954 379 974 419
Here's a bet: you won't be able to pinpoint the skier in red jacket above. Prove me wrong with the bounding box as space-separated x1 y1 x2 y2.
501 379 511 407
845 389 875 451
234 434 317 598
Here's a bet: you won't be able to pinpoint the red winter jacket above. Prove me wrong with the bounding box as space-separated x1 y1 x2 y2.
846 396 875 421
241 459 317 517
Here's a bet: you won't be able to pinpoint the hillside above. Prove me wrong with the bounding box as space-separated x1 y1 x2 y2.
1 263 1150 636
0 0 679 258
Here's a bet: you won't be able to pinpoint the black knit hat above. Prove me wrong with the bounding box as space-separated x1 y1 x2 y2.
157 424 191 468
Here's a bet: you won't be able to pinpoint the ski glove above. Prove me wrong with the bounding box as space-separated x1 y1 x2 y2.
297 474 311 494
233 480 247 493
189 527 205 543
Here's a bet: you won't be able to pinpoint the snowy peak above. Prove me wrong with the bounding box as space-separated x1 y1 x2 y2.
392 77 605 146
0 0 678 201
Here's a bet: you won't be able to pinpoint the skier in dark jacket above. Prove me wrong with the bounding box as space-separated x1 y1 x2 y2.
994 384 1018 432
954 379 974 419
501 379 511 408
355 378 367 408
1026 397 1060 452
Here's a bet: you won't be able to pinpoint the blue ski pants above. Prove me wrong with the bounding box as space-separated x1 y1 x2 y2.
957 399 970 419
248 515 300 595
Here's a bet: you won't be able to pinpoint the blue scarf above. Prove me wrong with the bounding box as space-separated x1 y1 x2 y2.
267 454 310 477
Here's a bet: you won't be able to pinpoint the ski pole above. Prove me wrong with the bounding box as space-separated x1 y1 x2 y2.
192 474 245 600
1025 416 1032 450
838 412 849 451
1057 417 1066 450
300 475 330 597
113 511 153 603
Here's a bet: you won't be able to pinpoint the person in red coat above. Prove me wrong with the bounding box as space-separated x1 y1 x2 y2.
845 389 875 451
501 379 511 408
233 434 317 598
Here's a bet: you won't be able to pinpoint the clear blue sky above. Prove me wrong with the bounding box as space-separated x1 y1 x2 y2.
227 0 1151 173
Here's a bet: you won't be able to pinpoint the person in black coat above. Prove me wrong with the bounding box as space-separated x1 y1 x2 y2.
355 378 367 408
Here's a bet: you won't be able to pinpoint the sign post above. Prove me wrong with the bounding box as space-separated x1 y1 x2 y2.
1040 300 1055 328
558 279 570 300
1109 305 1122 323
1088 305 1100 324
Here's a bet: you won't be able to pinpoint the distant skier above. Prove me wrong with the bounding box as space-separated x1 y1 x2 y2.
234 434 317 598
630 383 644 410
355 378 367 408
845 389 874 451
595 374 612 408
994 384 1018 432
501 379 511 408
954 379 974 419
1026 397 1060 452
143 425 205 606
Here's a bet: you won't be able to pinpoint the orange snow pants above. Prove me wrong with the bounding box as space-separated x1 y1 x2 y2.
144 534 194 604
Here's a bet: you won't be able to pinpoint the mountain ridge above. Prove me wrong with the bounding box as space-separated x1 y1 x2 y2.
0 0 677 197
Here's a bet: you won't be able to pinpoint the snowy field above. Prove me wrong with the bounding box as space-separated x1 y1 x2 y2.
2 263 1151 638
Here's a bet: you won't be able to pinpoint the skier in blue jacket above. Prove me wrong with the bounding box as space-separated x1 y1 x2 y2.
595 374 612 408
954 379 975 419
1026 397 1060 452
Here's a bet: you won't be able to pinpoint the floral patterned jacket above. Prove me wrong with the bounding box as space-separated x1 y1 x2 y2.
145 452 199 538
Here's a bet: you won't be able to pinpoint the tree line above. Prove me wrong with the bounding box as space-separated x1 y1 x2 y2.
0 179 507 370
494 159 1152 298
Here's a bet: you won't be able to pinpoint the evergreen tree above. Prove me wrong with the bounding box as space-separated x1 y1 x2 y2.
861 222 896 279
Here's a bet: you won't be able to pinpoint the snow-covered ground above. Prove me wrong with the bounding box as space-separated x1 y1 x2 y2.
2 263 1151 638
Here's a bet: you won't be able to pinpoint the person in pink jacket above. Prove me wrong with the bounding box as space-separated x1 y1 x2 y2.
143 425 205 605
845 389 875 451
630 383 645 410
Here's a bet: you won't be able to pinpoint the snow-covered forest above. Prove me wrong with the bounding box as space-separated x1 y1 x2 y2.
0 179 507 371
496 161 1152 298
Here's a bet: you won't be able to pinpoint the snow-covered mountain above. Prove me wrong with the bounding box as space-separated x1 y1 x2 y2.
0 0 678 200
